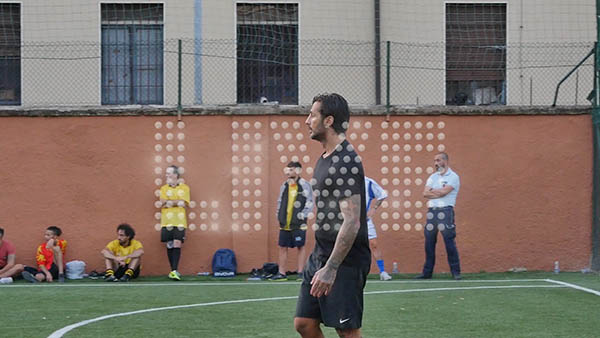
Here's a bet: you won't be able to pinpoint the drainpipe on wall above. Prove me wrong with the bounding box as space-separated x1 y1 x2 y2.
591 0 600 271
374 0 381 105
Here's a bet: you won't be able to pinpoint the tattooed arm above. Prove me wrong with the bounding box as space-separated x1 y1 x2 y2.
310 193 362 297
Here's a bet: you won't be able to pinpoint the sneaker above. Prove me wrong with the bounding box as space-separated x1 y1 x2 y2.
104 274 116 282
58 273 65 283
119 274 131 282
380 271 392 281
453 274 462 280
22 271 39 283
168 270 181 281
269 272 287 281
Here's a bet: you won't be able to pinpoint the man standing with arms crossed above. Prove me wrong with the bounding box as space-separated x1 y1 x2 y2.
295 93 371 338
415 152 462 280
160 165 190 281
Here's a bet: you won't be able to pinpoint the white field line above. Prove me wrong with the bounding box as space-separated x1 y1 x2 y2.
4 278 551 288
545 279 600 297
47 283 565 338
365 284 563 295
47 295 298 338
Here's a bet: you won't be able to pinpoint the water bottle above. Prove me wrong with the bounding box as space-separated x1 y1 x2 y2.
392 262 399 274
553 261 560 274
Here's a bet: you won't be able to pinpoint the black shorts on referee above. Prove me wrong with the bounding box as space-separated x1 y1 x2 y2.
160 226 186 243
295 254 369 329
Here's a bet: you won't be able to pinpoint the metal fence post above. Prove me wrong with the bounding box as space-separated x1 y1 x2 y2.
177 39 182 121
374 0 381 105
386 40 390 114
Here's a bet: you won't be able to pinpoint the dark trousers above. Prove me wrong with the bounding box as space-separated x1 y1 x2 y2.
422 207 461 276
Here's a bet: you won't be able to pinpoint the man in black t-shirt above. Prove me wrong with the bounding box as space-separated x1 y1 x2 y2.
294 93 371 338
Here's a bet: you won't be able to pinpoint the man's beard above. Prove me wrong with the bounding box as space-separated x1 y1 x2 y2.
310 127 326 141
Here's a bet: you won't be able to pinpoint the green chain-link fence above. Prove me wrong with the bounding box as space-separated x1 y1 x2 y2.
0 39 594 108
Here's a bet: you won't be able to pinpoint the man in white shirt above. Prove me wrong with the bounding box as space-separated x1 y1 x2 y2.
415 152 462 280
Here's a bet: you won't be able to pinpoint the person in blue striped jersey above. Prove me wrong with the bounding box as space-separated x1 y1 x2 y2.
365 176 392 280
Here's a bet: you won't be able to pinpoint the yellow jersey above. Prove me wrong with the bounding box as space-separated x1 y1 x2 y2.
105 239 143 265
284 183 298 230
160 183 191 228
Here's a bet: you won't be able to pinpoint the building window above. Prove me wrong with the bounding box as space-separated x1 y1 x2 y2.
101 4 163 105
237 3 298 104
446 3 506 105
0 3 20 105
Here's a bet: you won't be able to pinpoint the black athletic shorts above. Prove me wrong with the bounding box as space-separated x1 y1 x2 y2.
278 229 306 248
24 263 59 280
295 254 369 329
160 227 186 243
115 264 141 279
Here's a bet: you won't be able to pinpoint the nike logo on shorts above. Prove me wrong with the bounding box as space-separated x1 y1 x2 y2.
339 318 350 324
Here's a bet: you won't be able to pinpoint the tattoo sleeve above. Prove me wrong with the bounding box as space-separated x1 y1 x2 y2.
325 194 362 270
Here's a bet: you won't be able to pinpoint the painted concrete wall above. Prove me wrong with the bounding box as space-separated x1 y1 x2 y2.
0 112 592 276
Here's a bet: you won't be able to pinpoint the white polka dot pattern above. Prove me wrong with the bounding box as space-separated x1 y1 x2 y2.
376 119 448 231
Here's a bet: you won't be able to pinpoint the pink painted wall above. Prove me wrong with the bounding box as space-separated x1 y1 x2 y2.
0 114 592 276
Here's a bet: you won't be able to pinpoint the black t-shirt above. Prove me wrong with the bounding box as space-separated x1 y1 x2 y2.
310 139 371 268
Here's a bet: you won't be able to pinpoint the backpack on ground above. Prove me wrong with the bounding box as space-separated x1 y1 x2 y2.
212 248 237 277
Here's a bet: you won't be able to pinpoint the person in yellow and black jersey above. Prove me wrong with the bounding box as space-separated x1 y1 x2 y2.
101 223 144 282
159 165 190 281
271 161 314 281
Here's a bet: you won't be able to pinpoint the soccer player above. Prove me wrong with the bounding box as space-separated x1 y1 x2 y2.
21 226 67 283
101 223 144 282
271 161 314 281
159 165 190 281
295 93 371 338
364 176 392 281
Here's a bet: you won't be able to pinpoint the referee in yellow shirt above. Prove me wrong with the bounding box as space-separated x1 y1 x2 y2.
159 165 190 281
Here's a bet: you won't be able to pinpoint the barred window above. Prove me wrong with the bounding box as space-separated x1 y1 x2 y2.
237 3 298 104
446 3 506 105
101 3 164 105
0 3 20 105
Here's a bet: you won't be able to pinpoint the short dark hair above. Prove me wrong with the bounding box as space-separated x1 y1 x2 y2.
312 93 350 134
117 223 135 240
287 161 302 169
0 227 4 238
46 226 62 237
437 152 449 161
168 165 180 178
